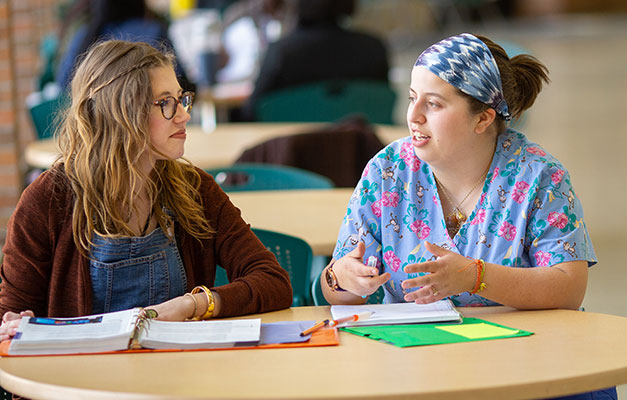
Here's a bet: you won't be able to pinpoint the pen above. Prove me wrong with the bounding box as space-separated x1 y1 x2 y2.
362 256 379 298
299 319 329 336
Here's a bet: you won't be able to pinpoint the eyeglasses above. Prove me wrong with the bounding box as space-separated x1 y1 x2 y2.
152 91 194 120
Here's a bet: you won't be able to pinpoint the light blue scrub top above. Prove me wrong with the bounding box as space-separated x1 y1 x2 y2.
333 129 596 306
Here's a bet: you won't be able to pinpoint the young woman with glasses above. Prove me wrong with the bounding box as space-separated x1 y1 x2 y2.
0 40 292 337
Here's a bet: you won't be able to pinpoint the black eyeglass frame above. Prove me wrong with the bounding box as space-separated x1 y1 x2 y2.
152 91 195 120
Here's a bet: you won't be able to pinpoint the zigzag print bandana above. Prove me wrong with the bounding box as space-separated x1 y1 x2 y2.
415 33 511 120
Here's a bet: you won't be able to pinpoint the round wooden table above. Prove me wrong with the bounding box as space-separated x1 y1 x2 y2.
1 306 626 400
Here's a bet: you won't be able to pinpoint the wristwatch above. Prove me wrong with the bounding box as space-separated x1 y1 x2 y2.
325 263 346 292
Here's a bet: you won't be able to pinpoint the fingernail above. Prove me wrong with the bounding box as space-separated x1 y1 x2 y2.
371 269 377 275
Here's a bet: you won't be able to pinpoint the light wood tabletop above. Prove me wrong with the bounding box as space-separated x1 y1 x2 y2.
227 188 353 256
195 82 253 132
24 123 408 170
1 306 626 400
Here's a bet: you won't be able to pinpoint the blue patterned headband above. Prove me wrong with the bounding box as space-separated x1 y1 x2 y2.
415 33 511 121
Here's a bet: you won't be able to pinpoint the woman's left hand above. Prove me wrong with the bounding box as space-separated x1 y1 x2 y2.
0 310 34 341
145 295 195 321
401 242 476 303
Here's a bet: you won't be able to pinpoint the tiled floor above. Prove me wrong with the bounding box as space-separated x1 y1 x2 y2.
388 13 627 397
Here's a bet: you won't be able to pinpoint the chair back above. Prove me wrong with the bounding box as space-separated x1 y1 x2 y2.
214 228 313 306
205 163 334 192
235 116 384 188
256 80 396 125
26 92 68 140
311 271 385 306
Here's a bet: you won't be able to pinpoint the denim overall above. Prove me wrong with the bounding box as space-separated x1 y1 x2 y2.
89 218 187 314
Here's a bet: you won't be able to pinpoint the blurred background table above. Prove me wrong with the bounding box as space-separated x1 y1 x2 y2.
196 81 253 132
24 123 407 171
227 188 353 256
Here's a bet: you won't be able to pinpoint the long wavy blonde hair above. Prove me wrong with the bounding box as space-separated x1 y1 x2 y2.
57 40 214 255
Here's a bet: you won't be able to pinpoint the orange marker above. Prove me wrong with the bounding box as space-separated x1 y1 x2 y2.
328 311 373 327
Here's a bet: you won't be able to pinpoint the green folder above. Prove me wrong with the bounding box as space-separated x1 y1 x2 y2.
340 317 533 347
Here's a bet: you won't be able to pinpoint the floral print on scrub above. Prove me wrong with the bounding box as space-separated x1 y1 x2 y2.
332 129 596 307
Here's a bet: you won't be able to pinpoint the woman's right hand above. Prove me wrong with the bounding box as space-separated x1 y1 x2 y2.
332 242 391 298
0 310 34 341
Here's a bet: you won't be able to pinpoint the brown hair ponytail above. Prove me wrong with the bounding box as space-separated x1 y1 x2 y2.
471 35 550 133
507 53 550 119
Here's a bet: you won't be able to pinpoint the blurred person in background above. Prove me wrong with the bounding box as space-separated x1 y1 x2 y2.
216 0 288 84
168 0 287 89
56 0 193 91
238 0 390 121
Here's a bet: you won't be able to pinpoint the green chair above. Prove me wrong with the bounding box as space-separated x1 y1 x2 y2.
36 34 58 91
26 92 68 140
214 228 314 307
256 80 396 125
311 271 385 306
205 163 334 192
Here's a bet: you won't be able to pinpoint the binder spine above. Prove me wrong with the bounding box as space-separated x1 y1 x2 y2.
129 311 152 350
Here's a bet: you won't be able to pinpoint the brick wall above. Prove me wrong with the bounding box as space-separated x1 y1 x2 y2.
0 0 60 249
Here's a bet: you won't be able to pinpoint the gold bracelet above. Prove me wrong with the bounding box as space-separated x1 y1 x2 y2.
184 293 198 320
191 285 214 320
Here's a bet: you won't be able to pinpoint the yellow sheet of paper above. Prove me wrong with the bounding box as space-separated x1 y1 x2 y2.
436 323 519 339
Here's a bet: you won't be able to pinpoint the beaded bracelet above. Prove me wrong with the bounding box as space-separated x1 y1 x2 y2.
184 293 198 320
191 285 215 320
458 259 487 294
472 259 487 294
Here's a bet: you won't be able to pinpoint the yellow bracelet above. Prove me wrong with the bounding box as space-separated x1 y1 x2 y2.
191 285 214 320
472 259 487 294
459 259 487 294
183 293 198 320
479 259 487 293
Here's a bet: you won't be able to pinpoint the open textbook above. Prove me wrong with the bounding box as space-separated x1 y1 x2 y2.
7 308 260 355
330 299 462 327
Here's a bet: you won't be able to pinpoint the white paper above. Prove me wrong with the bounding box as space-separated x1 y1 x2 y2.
139 318 261 349
330 299 462 327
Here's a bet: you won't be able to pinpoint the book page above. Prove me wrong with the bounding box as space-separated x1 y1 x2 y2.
140 318 261 348
12 309 139 342
330 300 461 327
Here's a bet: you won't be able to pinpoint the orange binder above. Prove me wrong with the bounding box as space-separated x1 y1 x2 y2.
0 326 339 357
